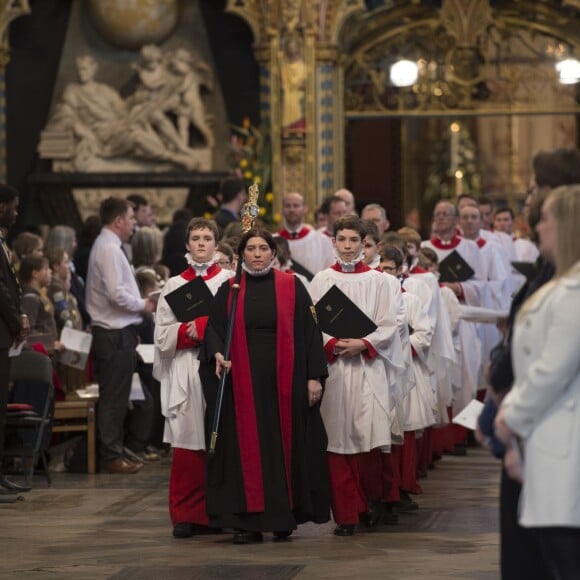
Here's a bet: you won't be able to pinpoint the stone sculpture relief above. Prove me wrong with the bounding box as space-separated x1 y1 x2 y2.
39 46 215 172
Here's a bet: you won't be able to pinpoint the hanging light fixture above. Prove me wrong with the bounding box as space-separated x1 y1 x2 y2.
390 59 419 87
555 58 580 84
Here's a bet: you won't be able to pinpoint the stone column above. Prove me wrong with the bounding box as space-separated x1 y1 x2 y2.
0 0 31 182
226 0 364 215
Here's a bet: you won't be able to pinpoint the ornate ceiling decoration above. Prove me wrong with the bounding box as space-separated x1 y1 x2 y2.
342 0 580 115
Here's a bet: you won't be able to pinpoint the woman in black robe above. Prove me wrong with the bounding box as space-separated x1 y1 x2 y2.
200 229 330 544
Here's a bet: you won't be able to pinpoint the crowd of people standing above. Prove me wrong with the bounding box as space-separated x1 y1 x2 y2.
1 149 580 577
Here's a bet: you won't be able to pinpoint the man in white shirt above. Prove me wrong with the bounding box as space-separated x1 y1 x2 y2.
87 197 157 474
277 192 334 275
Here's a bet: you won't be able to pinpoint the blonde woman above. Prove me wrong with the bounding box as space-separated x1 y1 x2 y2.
495 184 580 579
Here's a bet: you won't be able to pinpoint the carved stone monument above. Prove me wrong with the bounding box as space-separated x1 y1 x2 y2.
39 46 214 173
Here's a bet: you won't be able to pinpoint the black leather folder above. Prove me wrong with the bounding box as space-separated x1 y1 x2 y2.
315 284 378 338
438 250 475 283
164 277 214 322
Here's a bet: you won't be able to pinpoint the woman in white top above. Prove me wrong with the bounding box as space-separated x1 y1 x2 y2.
495 185 580 579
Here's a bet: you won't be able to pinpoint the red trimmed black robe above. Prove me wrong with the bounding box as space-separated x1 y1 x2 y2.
200 269 330 532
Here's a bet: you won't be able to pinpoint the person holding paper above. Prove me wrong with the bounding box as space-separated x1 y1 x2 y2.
309 216 406 536
154 218 234 539
201 228 330 544
0 184 31 496
86 197 157 475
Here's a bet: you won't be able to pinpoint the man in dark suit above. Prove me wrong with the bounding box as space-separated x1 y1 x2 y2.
0 184 30 497
212 177 246 232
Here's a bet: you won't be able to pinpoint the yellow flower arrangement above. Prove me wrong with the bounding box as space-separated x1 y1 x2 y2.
228 118 275 228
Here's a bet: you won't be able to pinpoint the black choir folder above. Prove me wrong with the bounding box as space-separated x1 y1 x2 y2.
164 277 214 322
438 250 475 283
315 285 377 339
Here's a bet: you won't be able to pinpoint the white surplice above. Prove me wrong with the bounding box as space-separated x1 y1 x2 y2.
281 226 335 275
401 290 437 432
153 266 234 450
309 266 406 453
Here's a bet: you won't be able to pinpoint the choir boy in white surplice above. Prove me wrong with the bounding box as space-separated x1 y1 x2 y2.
309 216 405 537
277 192 334 276
154 218 234 539
379 247 436 499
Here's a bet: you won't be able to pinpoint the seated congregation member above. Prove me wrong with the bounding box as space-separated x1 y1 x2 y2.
201 228 330 544
309 216 405 536
495 185 580 580
154 218 234 538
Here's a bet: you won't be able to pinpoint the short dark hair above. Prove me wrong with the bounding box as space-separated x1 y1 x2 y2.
333 215 365 238
172 208 193 223
100 197 132 226
273 237 291 267
457 193 477 205
217 241 234 261
238 228 277 257
533 149 580 188
126 194 148 210
220 177 245 204
477 195 494 208
494 207 514 220
320 195 346 216
0 183 19 203
185 218 219 244
418 246 438 267
379 245 403 268
19 255 48 283
380 231 407 257
12 232 42 260
361 219 380 244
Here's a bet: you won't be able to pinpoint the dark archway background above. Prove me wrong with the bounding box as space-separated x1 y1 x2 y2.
5 0 259 232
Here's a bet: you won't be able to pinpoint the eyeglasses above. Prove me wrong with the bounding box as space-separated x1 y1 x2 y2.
218 260 232 267
380 265 398 273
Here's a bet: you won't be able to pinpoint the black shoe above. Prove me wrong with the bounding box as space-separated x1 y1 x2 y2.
398 491 419 513
366 500 383 528
233 530 263 544
452 444 467 456
273 530 293 542
382 503 399 525
173 523 222 538
0 475 31 493
333 524 355 537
